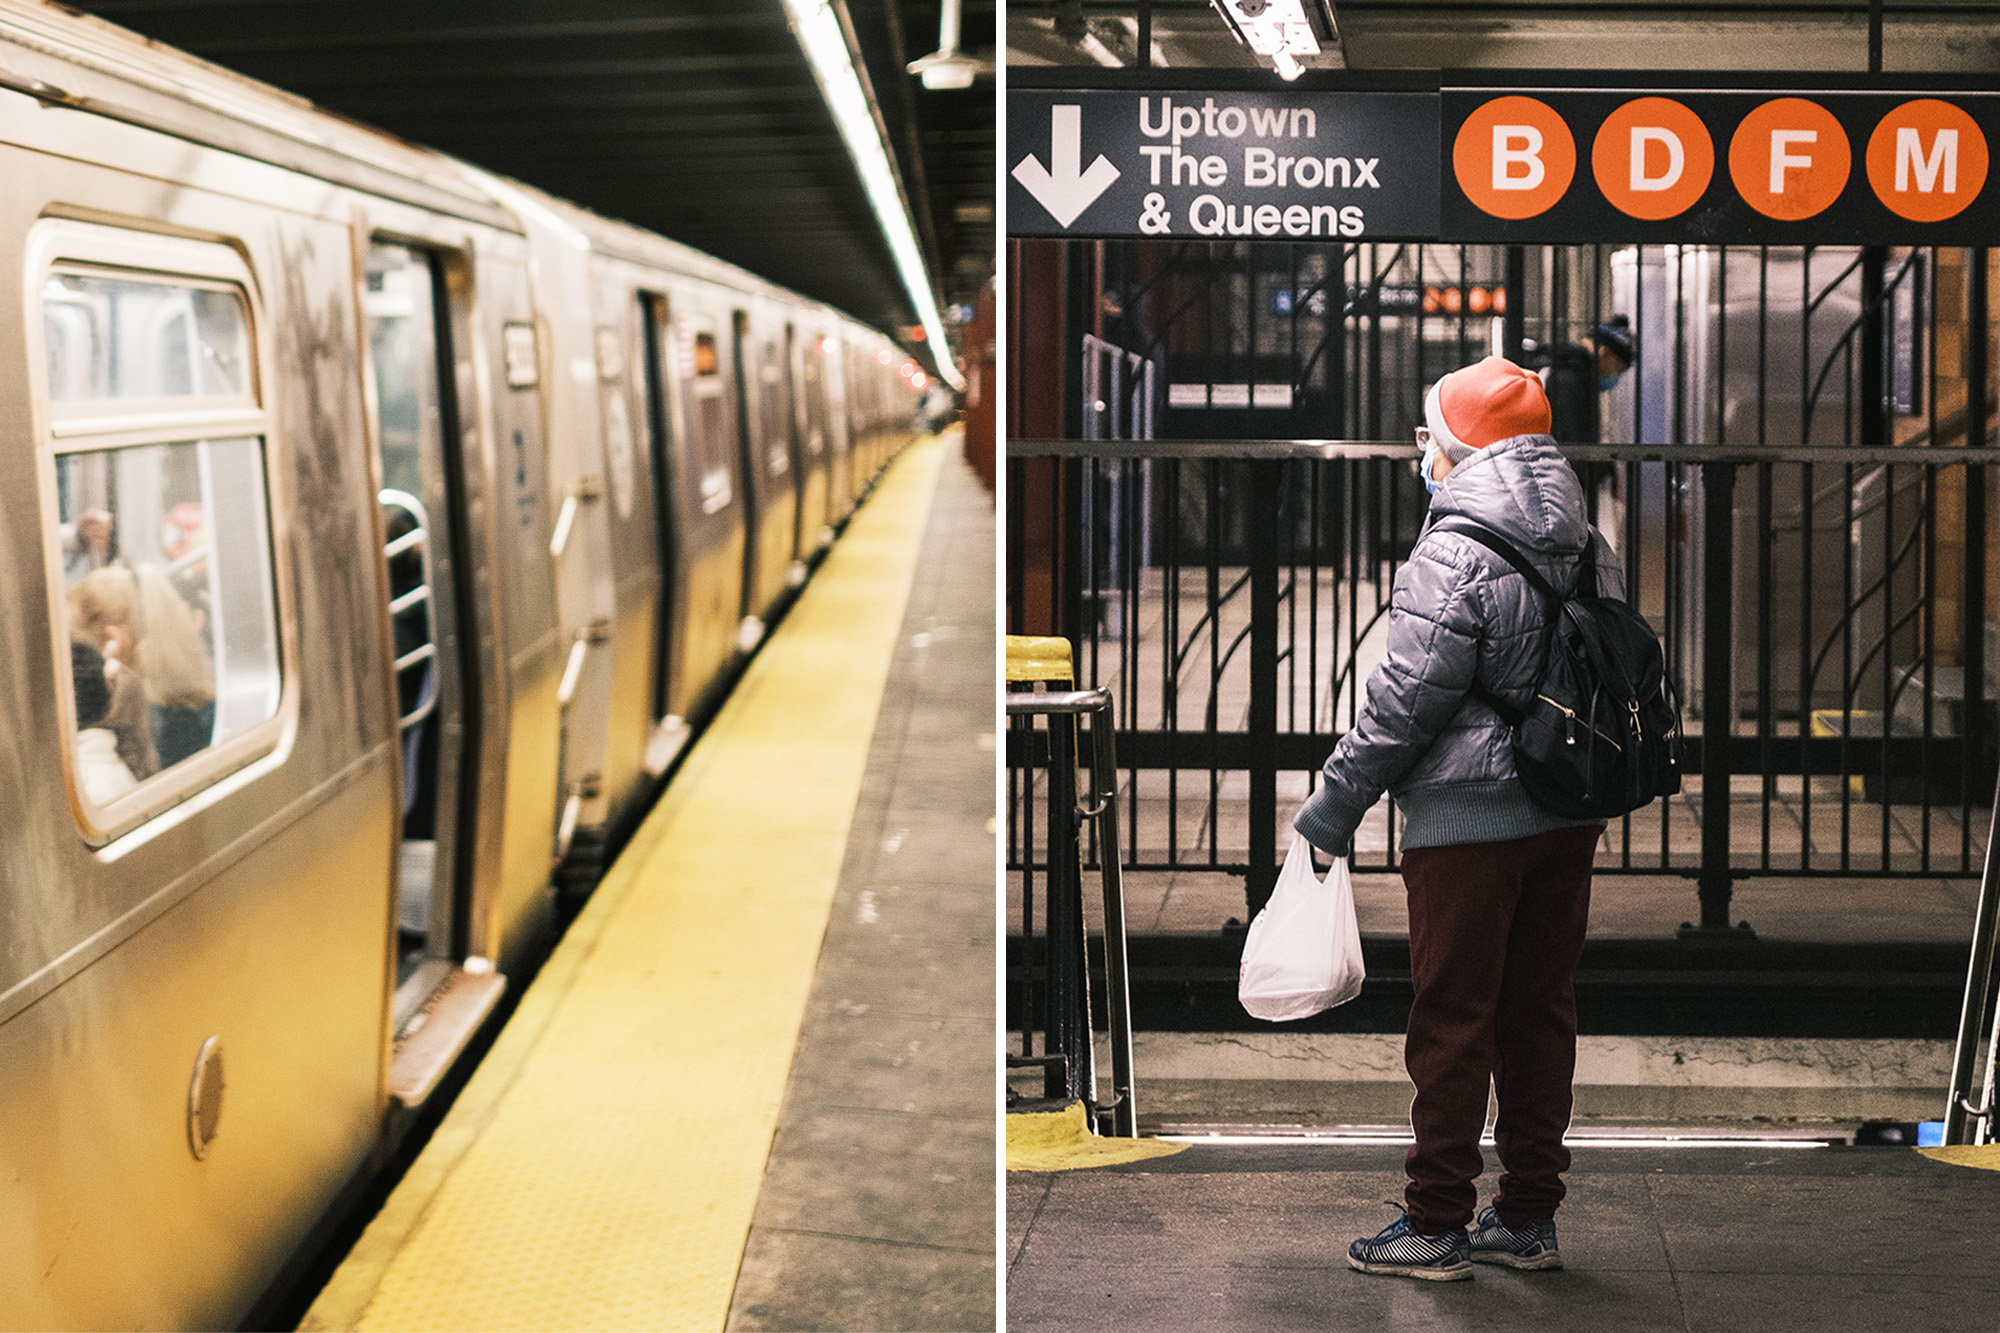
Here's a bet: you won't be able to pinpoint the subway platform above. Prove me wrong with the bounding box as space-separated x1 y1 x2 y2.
301 432 995 1333
1007 1136 2000 1331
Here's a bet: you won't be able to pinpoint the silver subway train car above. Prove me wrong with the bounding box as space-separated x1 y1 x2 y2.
0 3 927 1326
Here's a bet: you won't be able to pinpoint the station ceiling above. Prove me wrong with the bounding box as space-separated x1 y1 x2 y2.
1009 0 2000 73
72 0 996 367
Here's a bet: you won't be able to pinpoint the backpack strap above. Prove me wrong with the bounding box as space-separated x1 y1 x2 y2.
1434 519 1559 601
1430 518 1593 729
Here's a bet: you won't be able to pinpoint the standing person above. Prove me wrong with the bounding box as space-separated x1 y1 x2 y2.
1521 315 1635 446
1293 356 1621 1281
1523 317 1635 532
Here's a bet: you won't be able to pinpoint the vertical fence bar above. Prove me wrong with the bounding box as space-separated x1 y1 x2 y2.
1966 249 1989 862
1696 457 1740 933
1246 457 1282 918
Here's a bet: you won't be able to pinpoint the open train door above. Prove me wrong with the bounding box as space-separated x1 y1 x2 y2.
361 240 505 1108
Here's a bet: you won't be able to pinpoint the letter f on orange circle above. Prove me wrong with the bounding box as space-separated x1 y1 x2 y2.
1729 98 1850 220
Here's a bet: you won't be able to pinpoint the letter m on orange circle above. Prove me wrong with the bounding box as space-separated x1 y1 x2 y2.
1867 99 1990 223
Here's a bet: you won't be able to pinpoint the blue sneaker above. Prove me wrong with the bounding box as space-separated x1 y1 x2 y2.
1346 1204 1472 1281
1468 1205 1562 1270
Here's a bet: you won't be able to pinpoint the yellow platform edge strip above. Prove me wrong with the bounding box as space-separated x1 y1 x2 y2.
1006 1103 1188 1173
1918 1143 2000 1172
301 436 949 1333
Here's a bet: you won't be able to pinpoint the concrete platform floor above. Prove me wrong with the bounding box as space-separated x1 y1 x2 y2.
1006 1141 2000 1331
728 446 997 1332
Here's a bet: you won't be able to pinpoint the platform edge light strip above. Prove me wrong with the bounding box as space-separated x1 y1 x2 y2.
782 0 964 390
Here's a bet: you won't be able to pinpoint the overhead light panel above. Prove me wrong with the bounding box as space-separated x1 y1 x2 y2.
1211 0 1324 81
782 0 964 389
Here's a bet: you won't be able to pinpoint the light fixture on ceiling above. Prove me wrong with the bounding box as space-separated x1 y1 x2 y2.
1210 0 1331 81
782 0 965 388
907 0 992 89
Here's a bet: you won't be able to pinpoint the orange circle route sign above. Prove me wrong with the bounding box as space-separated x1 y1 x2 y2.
1453 95 1576 220
1728 98 1852 221
1866 98 1989 223
1592 97 1716 221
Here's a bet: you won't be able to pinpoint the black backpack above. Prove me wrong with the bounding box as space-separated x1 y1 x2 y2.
1439 519 1684 821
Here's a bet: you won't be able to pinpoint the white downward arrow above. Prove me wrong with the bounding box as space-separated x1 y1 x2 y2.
1012 105 1120 228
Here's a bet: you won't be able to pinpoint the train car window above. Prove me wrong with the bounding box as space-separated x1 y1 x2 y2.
54 437 281 797
43 273 251 401
33 232 284 839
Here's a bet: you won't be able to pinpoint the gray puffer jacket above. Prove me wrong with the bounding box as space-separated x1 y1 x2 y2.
1294 432 1624 854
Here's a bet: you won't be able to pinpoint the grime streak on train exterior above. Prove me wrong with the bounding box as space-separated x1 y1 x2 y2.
0 2 929 1325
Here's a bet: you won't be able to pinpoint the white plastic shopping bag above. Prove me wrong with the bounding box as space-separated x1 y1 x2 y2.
1238 834 1365 1021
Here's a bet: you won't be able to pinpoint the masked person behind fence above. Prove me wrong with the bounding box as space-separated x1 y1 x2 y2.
1294 356 1621 1282
66 565 217 773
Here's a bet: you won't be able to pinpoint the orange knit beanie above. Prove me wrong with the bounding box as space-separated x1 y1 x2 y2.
1424 355 1552 457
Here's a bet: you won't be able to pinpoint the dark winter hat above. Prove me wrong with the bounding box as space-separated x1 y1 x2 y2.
1595 315 1636 367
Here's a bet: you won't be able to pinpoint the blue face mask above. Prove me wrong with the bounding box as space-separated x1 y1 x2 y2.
1599 374 1621 393
1418 435 1445 495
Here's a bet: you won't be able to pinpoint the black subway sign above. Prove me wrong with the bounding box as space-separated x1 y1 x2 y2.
1008 76 2000 244
1007 89 1441 240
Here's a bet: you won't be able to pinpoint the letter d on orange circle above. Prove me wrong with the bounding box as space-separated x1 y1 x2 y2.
1593 98 1715 221
1454 96 1575 219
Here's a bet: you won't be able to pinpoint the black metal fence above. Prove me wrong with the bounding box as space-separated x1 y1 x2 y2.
1008 240 2000 928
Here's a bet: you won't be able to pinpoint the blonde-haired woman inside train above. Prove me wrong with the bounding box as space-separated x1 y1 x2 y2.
66 564 216 773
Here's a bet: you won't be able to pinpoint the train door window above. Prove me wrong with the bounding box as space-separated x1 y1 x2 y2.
800 332 829 463
686 323 735 514
364 242 472 980
34 227 285 840
759 333 788 481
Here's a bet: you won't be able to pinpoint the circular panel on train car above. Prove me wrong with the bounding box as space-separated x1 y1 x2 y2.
187 1035 226 1160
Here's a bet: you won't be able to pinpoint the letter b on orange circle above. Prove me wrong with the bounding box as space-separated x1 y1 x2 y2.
1454 96 1575 219
1866 99 1988 222
1729 98 1850 220
1593 98 1715 221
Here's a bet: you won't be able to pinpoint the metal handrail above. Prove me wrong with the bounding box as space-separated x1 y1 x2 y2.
1008 438 2000 465
1007 685 1139 1137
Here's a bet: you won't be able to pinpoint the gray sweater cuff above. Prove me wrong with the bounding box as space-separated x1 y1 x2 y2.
1294 783 1367 855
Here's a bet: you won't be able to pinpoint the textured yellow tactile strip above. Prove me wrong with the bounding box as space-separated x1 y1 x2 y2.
1919 1143 2000 1172
300 438 948 1333
1006 1103 1188 1172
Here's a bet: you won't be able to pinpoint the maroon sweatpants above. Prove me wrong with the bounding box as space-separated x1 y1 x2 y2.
1398 824 1599 1234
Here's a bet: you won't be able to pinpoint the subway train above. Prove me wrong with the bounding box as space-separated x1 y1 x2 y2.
0 3 930 1327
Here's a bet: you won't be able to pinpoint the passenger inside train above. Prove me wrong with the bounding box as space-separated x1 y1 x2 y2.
69 639 136 806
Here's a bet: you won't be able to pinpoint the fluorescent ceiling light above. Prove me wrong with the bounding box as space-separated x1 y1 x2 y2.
782 0 964 389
